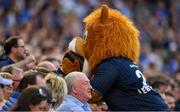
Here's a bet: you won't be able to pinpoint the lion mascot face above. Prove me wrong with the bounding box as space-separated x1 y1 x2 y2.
83 4 140 76
61 37 89 75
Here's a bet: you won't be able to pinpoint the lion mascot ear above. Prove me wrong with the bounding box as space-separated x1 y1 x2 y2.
88 4 110 103
83 3 139 75
101 4 108 24
61 37 89 75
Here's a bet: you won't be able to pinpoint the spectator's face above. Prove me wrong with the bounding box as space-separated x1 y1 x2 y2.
3 84 13 100
12 70 23 90
15 39 26 60
36 75 46 86
0 86 4 100
29 100 47 112
73 74 92 103
165 95 175 111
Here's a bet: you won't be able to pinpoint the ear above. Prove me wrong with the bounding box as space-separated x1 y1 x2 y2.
72 84 78 94
11 47 17 54
29 104 34 110
101 4 108 24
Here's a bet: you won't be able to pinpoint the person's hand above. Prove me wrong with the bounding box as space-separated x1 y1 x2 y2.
2 55 36 69
24 55 36 64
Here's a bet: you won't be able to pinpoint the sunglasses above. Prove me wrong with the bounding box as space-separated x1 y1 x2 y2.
0 84 12 89
38 88 47 98
50 98 57 106
52 68 65 77
12 79 21 86
13 79 21 82
5 84 13 89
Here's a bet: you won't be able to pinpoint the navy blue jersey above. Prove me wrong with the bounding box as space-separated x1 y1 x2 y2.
0 56 14 68
91 57 168 111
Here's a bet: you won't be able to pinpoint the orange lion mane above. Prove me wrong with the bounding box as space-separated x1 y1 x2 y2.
83 4 140 75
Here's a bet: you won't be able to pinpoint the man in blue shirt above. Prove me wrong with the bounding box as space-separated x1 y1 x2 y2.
0 56 14 68
0 36 35 69
56 72 92 111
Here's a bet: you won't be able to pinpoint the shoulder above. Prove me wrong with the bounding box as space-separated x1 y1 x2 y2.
56 104 72 111
11 91 20 98
56 96 85 111
56 96 75 109
56 101 82 111
96 58 134 71
99 57 133 67
0 57 14 68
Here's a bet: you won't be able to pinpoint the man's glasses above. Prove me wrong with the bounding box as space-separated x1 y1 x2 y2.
33 67 49 77
15 45 25 49
12 79 21 86
5 84 13 89
13 79 21 82
0 84 12 89
52 68 65 77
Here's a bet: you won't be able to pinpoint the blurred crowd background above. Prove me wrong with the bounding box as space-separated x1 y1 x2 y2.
0 0 180 111
0 0 180 76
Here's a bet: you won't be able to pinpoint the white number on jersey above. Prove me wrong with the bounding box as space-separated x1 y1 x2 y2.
135 70 152 94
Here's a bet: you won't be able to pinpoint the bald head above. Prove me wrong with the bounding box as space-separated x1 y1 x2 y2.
37 61 57 72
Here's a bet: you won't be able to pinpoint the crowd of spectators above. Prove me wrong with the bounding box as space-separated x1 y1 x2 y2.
0 0 180 111
0 0 179 75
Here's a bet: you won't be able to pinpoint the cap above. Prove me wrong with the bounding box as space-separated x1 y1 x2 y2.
0 76 13 85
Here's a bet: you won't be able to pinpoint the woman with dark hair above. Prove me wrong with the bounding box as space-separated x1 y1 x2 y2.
11 86 51 111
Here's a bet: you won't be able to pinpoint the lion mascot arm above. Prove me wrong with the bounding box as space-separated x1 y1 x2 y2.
61 37 102 103
60 37 85 75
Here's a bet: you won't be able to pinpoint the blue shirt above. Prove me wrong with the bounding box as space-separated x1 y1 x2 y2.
91 57 168 111
0 56 14 68
56 95 91 112
2 91 20 111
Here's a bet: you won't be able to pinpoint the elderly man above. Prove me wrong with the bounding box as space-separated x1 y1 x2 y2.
56 71 92 111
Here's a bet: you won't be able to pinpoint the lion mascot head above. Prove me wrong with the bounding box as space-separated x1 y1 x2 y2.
82 4 140 77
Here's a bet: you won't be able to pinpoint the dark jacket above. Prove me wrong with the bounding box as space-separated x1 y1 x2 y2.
0 56 14 68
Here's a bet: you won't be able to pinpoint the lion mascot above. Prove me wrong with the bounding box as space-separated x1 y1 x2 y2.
71 4 168 111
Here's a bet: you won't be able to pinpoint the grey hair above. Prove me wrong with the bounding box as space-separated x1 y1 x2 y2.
65 71 85 94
